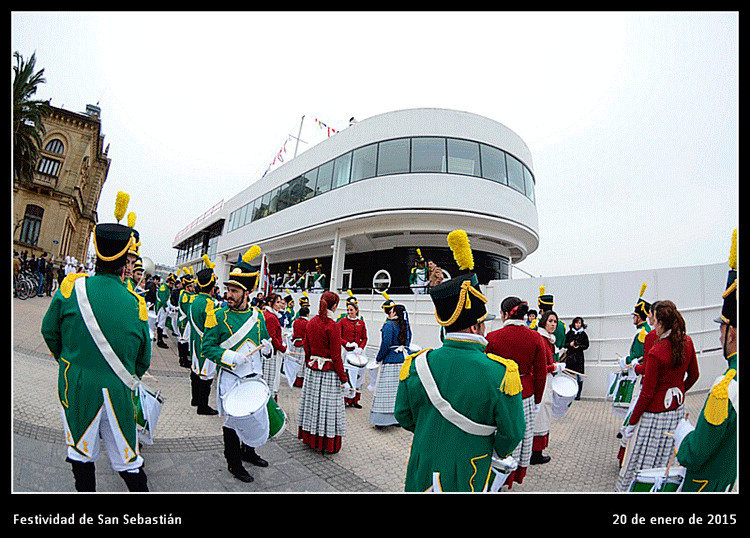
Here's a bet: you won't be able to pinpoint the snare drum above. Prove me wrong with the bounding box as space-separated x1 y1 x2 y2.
551 374 578 418
223 377 271 418
135 383 164 445
346 350 368 368
629 466 686 492
487 455 518 492
613 373 636 408
267 397 287 439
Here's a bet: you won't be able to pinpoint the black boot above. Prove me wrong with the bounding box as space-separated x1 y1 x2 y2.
119 467 149 492
67 458 96 492
197 379 218 415
576 380 583 400
530 451 551 465
223 427 253 482
156 327 169 349
190 371 200 407
241 443 269 467
178 342 191 368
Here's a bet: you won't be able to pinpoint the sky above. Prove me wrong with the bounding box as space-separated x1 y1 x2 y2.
11 11 738 278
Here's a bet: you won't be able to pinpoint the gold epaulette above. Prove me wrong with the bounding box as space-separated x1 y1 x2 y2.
60 273 88 299
204 299 217 329
638 327 648 343
487 353 522 396
400 348 431 381
704 369 737 426
126 287 149 322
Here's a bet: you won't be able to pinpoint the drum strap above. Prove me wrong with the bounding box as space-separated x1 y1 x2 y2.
415 353 497 437
220 311 259 350
74 277 150 394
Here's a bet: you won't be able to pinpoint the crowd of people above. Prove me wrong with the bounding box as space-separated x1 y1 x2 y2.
13 249 92 297
37 192 737 494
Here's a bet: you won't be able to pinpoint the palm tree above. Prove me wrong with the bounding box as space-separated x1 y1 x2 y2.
13 51 50 185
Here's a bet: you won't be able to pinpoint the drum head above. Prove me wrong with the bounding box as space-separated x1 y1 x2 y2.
552 375 578 398
346 351 368 367
224 378 270 417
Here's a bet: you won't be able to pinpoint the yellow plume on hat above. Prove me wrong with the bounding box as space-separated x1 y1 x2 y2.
242 245 261 263
728 228 737 270
639 282 647 298
447 230 474 271
539 286 546 296
381 291 391 301
347 289 354 297
127 212 136 228
303 290 308 298
202 254 215 269
114 191 130 223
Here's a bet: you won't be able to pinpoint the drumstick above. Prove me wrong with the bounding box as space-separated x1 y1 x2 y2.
563 368 587 377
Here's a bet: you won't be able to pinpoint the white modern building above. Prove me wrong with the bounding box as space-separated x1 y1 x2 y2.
172 108 727 399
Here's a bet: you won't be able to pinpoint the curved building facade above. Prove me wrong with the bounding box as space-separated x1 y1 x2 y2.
173 108 539 292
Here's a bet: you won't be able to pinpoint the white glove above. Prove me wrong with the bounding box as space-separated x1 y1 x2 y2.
226 350 248 369
623 424 636 439
618 357 628 370
261 338 273 357
345 342 356 350
631 358 640 369
534 403 541 415
673 418 695 452
555 362 566 374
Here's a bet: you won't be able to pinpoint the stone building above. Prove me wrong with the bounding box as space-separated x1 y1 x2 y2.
13 103 110 265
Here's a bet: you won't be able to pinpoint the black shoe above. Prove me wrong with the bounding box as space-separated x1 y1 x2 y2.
351 402 362 409
229 466 254 482
241 445 269 467
157 340 169 349
197 406 218 415
530 451 551 465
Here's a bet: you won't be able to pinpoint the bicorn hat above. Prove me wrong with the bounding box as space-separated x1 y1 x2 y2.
93 191 139 270
224 245 261 292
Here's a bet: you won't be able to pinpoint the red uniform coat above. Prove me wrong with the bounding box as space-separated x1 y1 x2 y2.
291 316 308 346
263 308 286 353
629 334 699 424
486 324 548 404
338 316 368 349
304 315 347 383
634 329 659 376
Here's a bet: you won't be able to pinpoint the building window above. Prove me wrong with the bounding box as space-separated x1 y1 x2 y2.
37 157 61 177
19 204 44 246
377 138 410 176
412 137 446 173
332 151 352 189
447 138 481 177
506 153 526 195
523 167 535 204
480 143 507 185
316 160 334 195
44 138 65 154
351 143 377 182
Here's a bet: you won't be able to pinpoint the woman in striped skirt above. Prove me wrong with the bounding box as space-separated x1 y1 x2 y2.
615 300 700 491
370 304 411 427
297 291 347 454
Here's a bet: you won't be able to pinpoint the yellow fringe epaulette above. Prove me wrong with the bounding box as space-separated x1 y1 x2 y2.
487 353 522 396
704 369 737 426
400 348 431 381
638 327 648 343
126 287 149 322
204 299 217 329
60 273 88 299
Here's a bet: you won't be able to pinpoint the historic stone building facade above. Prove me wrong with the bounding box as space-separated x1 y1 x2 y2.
13 103 110 265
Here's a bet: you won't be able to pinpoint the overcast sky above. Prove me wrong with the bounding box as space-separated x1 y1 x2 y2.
11 11 738 277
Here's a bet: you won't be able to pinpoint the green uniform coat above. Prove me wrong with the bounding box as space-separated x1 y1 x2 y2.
189 292 218 375
677 353 737 492
41 273 151 461
395 335 526 492
625 321 651 364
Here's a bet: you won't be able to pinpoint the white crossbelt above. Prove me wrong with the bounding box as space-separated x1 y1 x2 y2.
414 352 497 437
219 310 259 350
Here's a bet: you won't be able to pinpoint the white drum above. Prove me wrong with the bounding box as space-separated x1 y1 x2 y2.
365 359 379 370
346 350 368 368
223 377 271 418
551 374 578 418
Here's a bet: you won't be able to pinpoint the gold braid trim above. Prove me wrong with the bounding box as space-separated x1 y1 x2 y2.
434 280 488 327
93 233 135 262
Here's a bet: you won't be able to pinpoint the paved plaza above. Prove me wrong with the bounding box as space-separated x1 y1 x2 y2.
13 294 714 496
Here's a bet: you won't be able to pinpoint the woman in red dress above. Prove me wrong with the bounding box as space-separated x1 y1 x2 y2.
339 298 368 408
262 293 287 400
297 291 347 453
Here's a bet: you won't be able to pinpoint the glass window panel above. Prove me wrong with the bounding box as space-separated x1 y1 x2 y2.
260 191 271 218
447 138 480 176
238 204 247 228
277 181 291 211
250 197 261 221
316 160 334 195
480 144 507 184
227 210 235 232
506 153 526 194
243 202 252 226
332 152 352 189
377 138 410 176
301 168 318 201
268 187 280 214
411 137 446 173
351 143 377 182
523 166 536 204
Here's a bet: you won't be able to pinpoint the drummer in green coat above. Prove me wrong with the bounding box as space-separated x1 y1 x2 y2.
675 229 737 492
40 191 151 492
395 230 525 492
176 268 196 368
189 254 220 416
201 245 273 483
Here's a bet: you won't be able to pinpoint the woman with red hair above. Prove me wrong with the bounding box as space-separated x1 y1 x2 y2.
297 291 347 453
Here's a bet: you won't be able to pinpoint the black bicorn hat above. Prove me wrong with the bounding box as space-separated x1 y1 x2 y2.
429 230 492 332
93 191 139 270
196 254 217 291
224 245 262 292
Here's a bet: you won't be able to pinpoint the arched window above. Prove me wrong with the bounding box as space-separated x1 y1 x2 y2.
372 269 391 291
44 138 65 154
